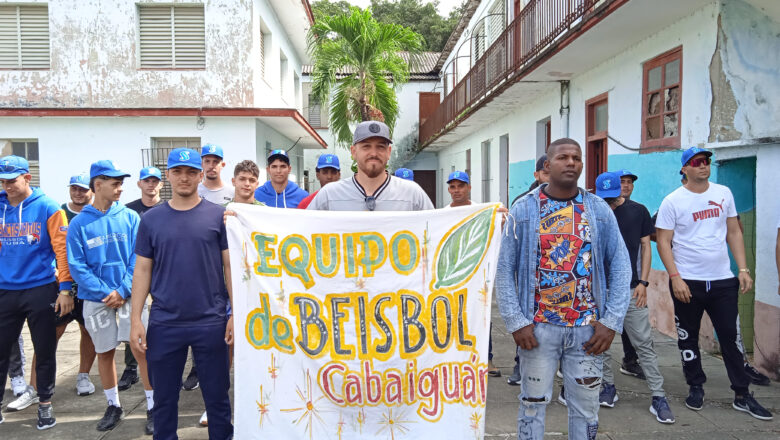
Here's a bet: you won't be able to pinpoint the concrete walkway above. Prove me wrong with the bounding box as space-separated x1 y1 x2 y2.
2 300 779 439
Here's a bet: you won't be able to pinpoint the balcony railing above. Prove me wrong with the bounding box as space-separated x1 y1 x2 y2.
420 0 604 146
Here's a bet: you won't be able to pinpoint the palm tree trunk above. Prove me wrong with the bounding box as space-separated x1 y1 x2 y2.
359 73 370 121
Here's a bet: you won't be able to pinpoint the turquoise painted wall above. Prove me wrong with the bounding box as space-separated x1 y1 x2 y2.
507 150 728 270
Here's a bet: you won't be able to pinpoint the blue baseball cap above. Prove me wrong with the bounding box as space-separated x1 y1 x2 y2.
68 174 90 189
201 144 224 159
316 154 340 170
595 172 621 198
90 160 131 179
267 149 290 165
680 147 712 167
615 169 638 182
447 170 470 184
394 168 414 180
0 155 30 179
168 148 202 170
139 167 162 180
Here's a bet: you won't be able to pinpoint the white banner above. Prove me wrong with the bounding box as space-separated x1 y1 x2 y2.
226 203 501 439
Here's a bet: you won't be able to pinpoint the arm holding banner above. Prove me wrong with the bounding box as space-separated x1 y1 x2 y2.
223 248 234 345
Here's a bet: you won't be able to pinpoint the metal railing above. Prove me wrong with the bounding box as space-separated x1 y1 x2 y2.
420 0 602 146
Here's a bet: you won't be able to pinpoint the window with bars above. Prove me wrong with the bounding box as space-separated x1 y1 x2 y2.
472 23 486 62
0 5 49 69
141 137 201 200
0 140 40 186
138 5 205 70
642 47 681 150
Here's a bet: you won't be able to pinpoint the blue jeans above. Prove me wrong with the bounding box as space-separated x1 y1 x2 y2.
517 323 602 440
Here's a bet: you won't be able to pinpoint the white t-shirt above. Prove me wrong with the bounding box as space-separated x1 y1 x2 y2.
197 182 234 205
656 182 737 280
307 174 433 211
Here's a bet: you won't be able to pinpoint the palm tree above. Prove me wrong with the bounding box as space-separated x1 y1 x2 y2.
308 7 424 146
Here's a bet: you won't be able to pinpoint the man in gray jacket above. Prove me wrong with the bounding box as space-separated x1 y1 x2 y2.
496 139 631 440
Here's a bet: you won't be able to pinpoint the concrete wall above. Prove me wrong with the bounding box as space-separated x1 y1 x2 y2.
0 116 258 203
0 0 304 110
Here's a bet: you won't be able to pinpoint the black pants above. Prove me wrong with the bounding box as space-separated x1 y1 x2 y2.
671 277 749 395
621 332 638 361
0 282 59 403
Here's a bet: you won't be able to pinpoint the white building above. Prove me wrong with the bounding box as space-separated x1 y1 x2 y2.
419 0 780 378
0 0 326 202
300 52 440 202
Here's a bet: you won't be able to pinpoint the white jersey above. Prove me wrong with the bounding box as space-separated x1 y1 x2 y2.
655 182 737 280
307 174 433 211
198 182 234 205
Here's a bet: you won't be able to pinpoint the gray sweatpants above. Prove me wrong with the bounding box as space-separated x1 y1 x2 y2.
603 294 665 397
8 335 25 379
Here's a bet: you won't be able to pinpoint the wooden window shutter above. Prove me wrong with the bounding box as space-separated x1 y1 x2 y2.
0 5 50 69
139 5 204 69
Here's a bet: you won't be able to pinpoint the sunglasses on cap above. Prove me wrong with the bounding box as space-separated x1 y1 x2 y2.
364 196 376 211
686 157 711 168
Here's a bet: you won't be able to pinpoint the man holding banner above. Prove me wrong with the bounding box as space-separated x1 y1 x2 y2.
129 148 234 439
497 138 631 440
307 121 433 211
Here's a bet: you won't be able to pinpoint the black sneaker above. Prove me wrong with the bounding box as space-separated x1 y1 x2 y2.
182 367 199 391
733 392 773 421
685 385 704 411
37 404 57 430
96 405 123 431
744 363 771 386
145 409 154 435
117 368 139 391
619 359 646 380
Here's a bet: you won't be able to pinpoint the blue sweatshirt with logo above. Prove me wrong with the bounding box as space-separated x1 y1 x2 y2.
0 188 73 291
254 180 309 208
66 202 140 302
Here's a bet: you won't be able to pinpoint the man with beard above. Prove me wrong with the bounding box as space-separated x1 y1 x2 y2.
197 144 234 205
307 121 432 211
130 148 234 438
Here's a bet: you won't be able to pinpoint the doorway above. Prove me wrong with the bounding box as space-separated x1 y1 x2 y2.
585 93 608 192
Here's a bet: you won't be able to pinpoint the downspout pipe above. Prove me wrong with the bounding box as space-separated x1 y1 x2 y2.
559 80 570 138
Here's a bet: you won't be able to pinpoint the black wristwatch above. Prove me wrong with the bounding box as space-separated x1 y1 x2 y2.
638 280 649 287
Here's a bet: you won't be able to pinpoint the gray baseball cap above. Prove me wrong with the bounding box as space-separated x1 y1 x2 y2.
353 121 392 145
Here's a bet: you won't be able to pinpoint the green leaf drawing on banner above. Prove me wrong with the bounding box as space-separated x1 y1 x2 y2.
432 207 495 290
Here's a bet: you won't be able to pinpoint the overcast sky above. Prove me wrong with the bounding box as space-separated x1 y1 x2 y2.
341 0 463 16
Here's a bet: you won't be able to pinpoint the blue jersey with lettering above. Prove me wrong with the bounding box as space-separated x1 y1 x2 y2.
135 200 229 327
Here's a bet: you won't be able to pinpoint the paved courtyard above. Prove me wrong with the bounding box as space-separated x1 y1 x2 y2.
2 299 778 439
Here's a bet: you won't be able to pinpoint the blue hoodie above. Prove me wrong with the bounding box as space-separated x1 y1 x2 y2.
0 188 72 291
66 202 140 302
254 180 309 208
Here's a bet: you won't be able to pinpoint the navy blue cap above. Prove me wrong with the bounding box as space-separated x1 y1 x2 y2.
595 172 621 198
615 169 638 182
90 160 131 179
394 168 414 180
447 170 470 184
68 174 90 189
139 167 162 180
201 144 224 159
316 154 340 170
681 147 712 167
168 148 203 170
0 155 30 179
535 155 547 172
267 149 290 164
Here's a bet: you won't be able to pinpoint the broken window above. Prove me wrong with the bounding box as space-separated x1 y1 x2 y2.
641 47 681 151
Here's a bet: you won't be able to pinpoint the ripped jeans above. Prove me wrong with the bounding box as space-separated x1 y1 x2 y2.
517 322 602 440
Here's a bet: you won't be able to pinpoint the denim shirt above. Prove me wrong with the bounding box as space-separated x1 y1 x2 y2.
496 185 631 334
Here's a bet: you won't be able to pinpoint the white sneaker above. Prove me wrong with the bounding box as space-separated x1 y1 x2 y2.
7 386 39 411
199 410 208 427
10 375 27 397
76 372 95 396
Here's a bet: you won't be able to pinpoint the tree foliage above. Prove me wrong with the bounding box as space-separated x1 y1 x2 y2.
312 0 462 52
308 7 424 146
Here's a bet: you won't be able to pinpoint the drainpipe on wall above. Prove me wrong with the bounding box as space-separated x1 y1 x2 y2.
559 80 570 138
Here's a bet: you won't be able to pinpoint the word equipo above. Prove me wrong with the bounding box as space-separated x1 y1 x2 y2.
252 231 421 288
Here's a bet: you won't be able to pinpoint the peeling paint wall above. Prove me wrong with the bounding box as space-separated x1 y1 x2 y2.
714 0 780 140
0 0 308 108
